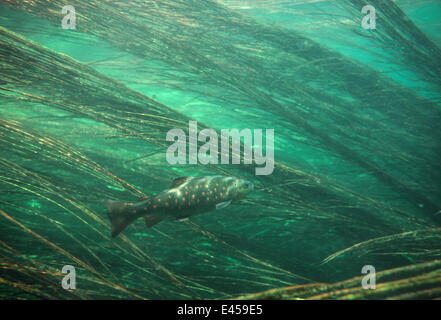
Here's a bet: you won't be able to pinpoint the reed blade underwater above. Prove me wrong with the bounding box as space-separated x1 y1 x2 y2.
104 176 254 237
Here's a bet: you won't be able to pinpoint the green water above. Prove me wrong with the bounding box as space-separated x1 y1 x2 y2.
0 1 440 299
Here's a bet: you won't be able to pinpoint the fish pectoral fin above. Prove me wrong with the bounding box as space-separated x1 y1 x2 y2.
176 214 191 221
216 200 231 210
144 214 163 228
169 176 194 189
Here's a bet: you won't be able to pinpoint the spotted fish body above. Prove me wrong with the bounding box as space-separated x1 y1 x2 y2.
104 176 253 237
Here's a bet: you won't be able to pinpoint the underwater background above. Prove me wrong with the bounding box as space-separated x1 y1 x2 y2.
0 0 440 299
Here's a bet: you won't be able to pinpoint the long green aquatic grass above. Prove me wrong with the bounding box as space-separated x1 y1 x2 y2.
0 0 440 299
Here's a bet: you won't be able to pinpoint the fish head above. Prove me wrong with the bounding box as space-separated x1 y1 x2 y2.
225 177 254 201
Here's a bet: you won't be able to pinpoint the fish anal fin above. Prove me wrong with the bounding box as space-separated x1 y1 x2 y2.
170 176 193 189
144 214 163 228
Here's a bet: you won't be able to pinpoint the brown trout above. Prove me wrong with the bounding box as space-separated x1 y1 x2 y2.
104 176 253 237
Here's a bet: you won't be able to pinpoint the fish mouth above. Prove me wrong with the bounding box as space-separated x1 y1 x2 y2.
230 179 254 198
241 180 254 191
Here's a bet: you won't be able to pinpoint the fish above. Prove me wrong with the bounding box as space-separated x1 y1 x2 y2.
104 175 254 237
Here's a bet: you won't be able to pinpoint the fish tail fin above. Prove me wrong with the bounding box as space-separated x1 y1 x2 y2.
104 200 135 238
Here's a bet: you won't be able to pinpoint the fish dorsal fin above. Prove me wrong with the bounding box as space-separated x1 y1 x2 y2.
216 201 231 210
170 176 193 189
138 195 149 202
